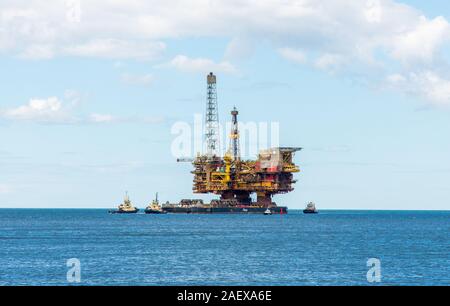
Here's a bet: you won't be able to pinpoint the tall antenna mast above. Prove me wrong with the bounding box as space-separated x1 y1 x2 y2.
205 72 220 157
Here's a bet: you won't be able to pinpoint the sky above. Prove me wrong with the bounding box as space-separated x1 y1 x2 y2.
1 0 450 209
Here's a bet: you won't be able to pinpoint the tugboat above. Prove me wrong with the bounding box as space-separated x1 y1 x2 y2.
145 193 167 214
109 192 139 214
303 202 318 214
264 208 273 215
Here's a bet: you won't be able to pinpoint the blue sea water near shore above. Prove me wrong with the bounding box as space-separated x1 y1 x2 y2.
0 209 448 286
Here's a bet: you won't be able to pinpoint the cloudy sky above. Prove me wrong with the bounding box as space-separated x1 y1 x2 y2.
1 0 450 209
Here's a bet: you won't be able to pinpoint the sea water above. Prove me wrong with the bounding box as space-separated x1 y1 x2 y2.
0 209 448 285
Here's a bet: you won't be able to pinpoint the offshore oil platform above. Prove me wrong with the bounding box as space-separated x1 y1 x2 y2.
162 72 301 214
110 72 301 214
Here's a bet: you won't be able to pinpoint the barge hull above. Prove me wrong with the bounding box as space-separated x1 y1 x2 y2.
162 207 288 214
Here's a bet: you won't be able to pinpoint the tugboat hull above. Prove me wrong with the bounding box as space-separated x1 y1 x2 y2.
109 209 139 214
303 209 318 214
144 209 167 214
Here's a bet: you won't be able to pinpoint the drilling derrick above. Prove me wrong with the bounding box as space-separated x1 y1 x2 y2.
188 72 302 211
205 72 220 157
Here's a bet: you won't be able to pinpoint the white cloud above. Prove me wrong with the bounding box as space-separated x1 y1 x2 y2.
17 39 166 61
121 73 155 86
1 93 106 124
364 0 383 24
1 97 72 122
89 113 116 123
64 90 82 107
386 73 406 84
63 39 166 60
315 54 345 72
168 55 237 74
1 0 450 106
386 71 450 107
390 16 450 63
0 92 168 124
1 98 167 124
0 91 85 123
278 48 307 64
1 1 449 65
411 72 450 107
19 44 55 59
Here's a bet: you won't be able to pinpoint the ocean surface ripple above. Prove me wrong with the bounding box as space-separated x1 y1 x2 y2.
0 209 448 286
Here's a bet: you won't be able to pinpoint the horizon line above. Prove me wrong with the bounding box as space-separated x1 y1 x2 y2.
0 207 448 212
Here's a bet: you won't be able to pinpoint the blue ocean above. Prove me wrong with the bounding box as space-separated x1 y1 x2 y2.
0 209 448 286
